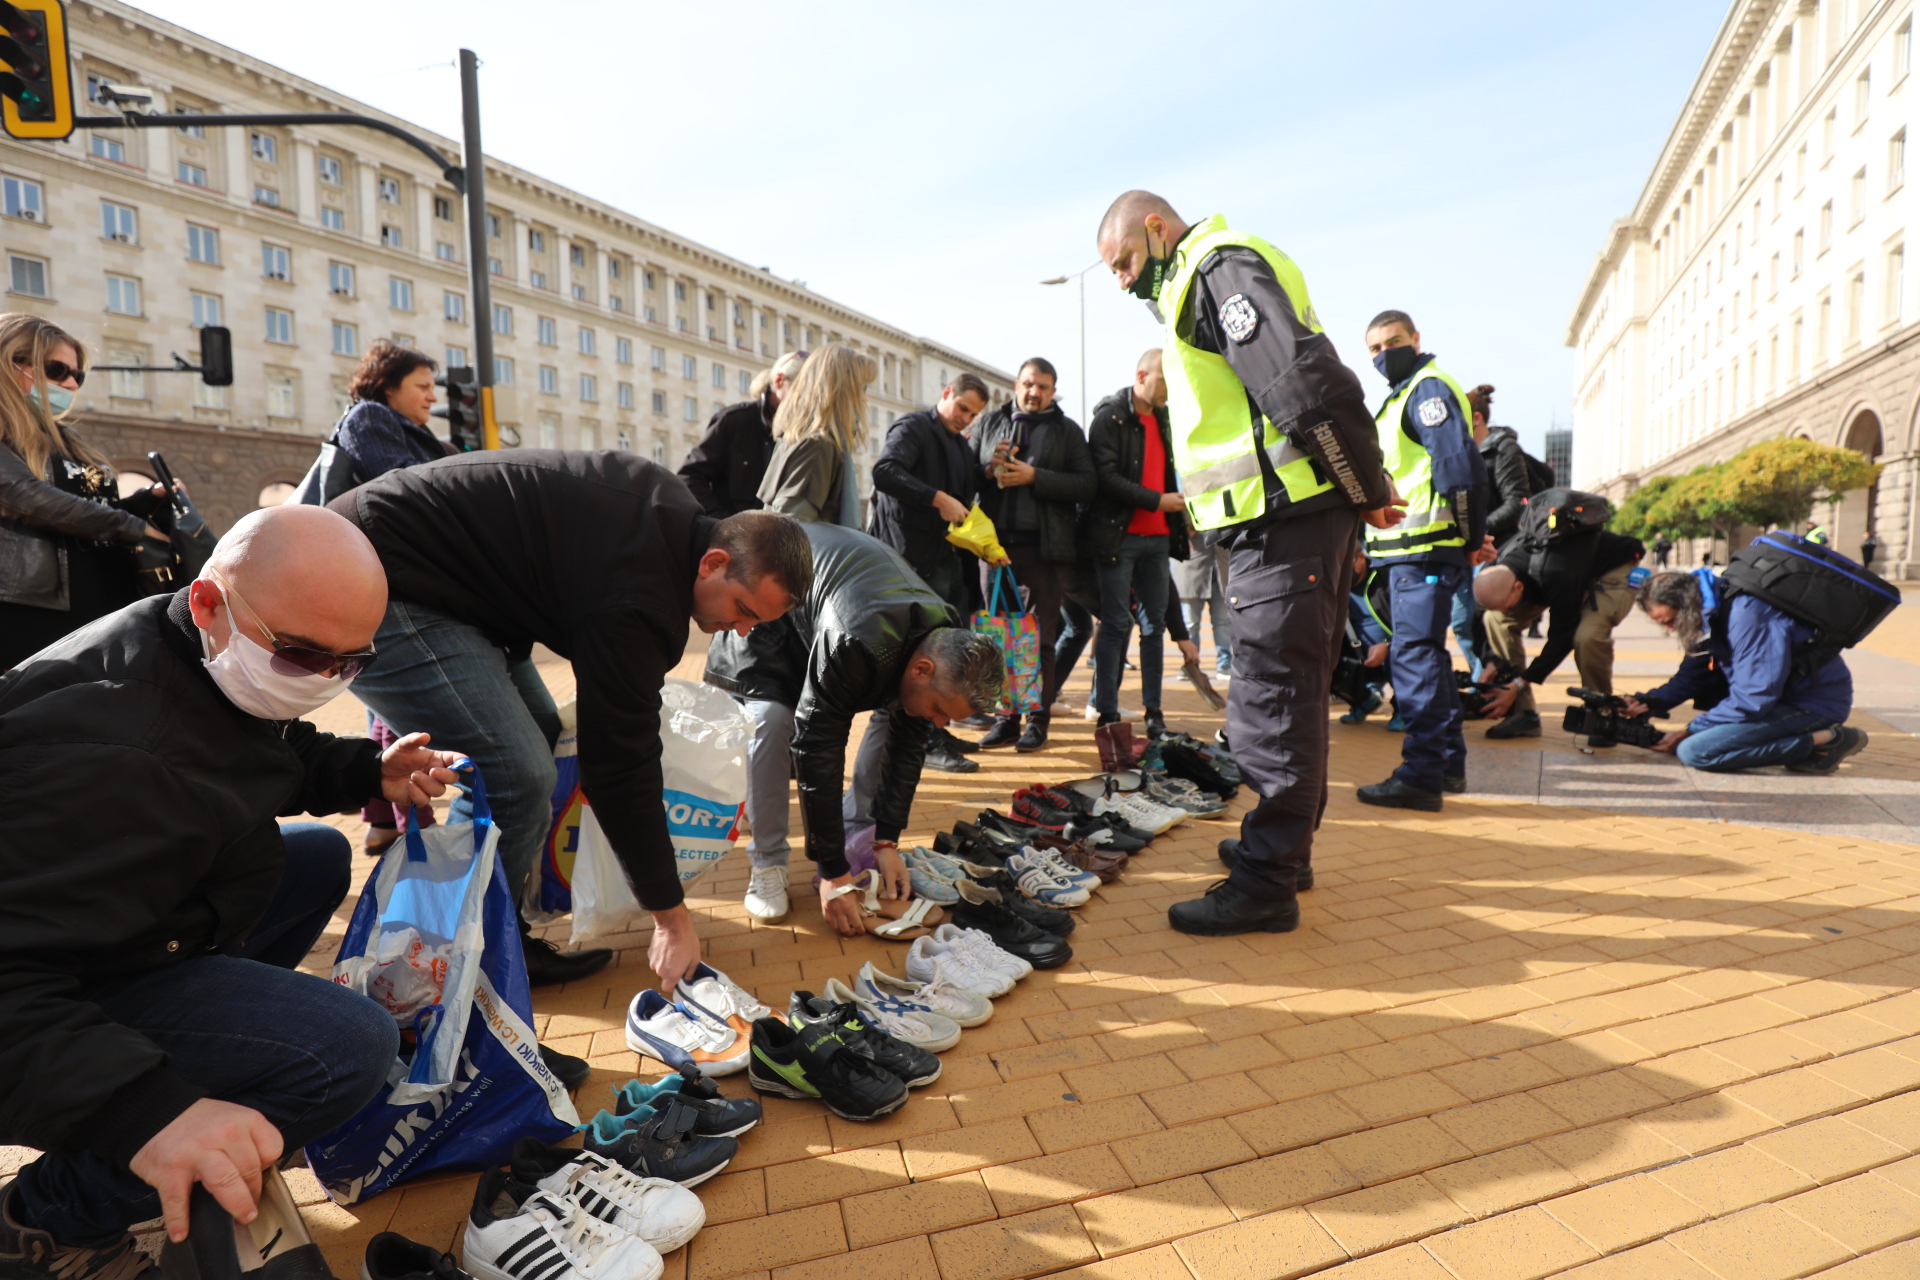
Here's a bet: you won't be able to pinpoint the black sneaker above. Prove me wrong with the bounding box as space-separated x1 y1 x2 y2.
1143 710 1167 740
787 992 942 1087
1215 840 1313 891
746 1016 908 1121
578 1093 738 1186
363 1233 473 1280
1168 880 1300 936
961 873 1076 935
1 1180 161 1280
978 716 1022 749
1485 710 1542 740
1355 776 1444 812
1160 741 1237 798
924 730 981 773
538 1045 591 1092
1443 776 1466 794
1787 725 1870 774
936 726 979 755
946 898 1073 969
521 934 613 987
932 830 1008 870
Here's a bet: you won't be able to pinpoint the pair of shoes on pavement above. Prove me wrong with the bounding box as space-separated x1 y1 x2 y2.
900 846 1001 905
578 1096 738 1187
1786 725 1869 774
1141 776 1229 818
746 990 944 1121
852 960 994 1028
923 726 980 774
624 964 770 1075
979 714 1052 752
905 925 1030 997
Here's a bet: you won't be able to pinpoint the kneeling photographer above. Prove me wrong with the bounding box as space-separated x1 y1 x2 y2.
1624 562 1864 774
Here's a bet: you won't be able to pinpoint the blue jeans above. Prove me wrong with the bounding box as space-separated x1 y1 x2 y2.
13 826 397 1245
1450 575 1480 676
350 599 561 902
1385 562 1468 791
1677 707 1834 772
1094 535 1171 717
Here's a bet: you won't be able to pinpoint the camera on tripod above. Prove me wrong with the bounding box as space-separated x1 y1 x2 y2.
1560 687 1664 749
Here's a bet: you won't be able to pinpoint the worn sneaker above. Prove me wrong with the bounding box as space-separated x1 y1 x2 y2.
624 989 748 1075
945 901 1073 971
1485 709 1542 739
1004 850 1091 907
746 1016 909 1121
1142 777 1230 818
1097 793 1186 835
0 1180 160 1280
675 962 772 1024
904 933 1015 998
900 847 965 904
924 733 981 773
1787 725 1870 774
1018 847 1101 894
957 875 1076 936
744 864 790 923
788 991 943 1085
462 1168 662 1280
508 1139 705 1255
853 960 994 1028
822 977 962 1053
363 1231 474 1280
577 1100 738 1187
934 922 1035 981
614 1066 762 1138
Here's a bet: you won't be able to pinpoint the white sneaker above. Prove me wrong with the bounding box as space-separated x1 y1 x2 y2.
624 989 748 1075
1005 851 1091 908
675 962 771 1023
744 864 789 922
1084 702 1137 720
1020 848 1101 893
1100 793 1185 835
824 977 962 1052
905 935 1014 998
464 1171 662 1280
854 961 994 1028
936 923 1034 981
525 1150 707 1255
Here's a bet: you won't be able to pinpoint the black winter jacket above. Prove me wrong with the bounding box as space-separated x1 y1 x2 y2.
1079 388 1190 564
677 392 777 518
970 403 1096 564
335 452 715 911
704 524 956 878
1480 425 1534 544
0 442 148 610
868 408 980 568
0 591 382 1165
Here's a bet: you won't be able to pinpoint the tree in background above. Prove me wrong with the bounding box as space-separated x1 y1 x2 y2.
1608 437 1881 558
1611 474 1681 542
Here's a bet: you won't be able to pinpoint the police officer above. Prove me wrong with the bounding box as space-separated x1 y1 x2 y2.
1097 190 1397 936
1354 311 1489 811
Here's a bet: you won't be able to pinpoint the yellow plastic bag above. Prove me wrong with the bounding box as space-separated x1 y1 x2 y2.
946 502 1008 564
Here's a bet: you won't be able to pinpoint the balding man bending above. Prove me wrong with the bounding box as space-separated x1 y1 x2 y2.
0 505 464 1280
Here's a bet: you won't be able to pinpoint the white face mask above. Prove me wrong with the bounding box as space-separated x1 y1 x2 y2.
199 614 354 721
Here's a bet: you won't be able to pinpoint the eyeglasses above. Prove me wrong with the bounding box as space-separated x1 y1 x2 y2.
12 355 86 388
212 569 378 680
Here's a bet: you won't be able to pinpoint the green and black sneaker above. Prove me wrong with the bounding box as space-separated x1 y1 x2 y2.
746 1016 908 1121
787 991 942 1087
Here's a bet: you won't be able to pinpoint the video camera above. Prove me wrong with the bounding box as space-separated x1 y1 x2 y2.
1456 659 1516 721
1560 687 1664 749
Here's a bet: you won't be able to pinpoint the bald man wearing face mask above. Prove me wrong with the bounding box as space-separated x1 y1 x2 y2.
0 505 466 1280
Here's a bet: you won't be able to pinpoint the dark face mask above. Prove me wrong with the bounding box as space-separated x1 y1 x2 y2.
1126 229 1171 304
1372 345 1420 385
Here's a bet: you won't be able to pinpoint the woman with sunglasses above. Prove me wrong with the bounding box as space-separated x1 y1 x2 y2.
0 313 170 671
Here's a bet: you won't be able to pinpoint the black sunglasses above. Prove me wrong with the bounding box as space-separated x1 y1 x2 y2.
13 355 86 388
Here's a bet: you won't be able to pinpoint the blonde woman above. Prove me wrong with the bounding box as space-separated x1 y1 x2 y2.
757 343 875 525
0 313 168 669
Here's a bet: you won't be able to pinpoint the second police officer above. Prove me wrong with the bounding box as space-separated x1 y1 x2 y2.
1354 311 1489 811
1096 190 1397 937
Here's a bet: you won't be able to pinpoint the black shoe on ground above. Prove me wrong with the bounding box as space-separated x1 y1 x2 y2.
788 992 942 1086
1143 709 1167 740
1 1181 162 1280
1485 710 1542 740
538 1044 592 1091
978 715 1022 749
1443 775 1466 794
937 725 980 754
522 933 613 987
1015 713 1051 753
747 1016 909 1121
1215 839 1313 890
1787 725 1870 774
924 735 981 773
958 876 1076 935
613 1064 763 1138
1356 776 1444 812
363 1231 473 1280
1160 740 1238 798
949 896 1073 968
580 1092 739 1184
1169 879 1300 935
955 712 995 730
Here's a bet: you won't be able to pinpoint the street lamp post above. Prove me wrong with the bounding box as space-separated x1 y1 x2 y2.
1040 260 1101 426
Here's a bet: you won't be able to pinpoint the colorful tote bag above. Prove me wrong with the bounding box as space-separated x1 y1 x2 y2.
970 564 1042 714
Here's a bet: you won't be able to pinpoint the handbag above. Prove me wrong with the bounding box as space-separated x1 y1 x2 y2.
970 564 1042 714
288 430 359 507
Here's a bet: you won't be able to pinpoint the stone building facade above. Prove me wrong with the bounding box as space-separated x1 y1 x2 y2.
0 0 1012 533
1568 0 1920 573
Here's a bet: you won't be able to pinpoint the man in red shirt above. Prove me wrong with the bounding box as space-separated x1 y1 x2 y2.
1079 349 1188 739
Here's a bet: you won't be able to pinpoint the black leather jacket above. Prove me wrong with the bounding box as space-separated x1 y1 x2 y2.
0 443 146 609
703 524 958 877
1079 387 1190 564
676 392 776 518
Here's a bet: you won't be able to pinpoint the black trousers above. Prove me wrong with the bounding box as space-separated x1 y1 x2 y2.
1223 505 1361 899
983 543 1068 716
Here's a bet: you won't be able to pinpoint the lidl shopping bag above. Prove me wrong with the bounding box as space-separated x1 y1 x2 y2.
971 565 1041 714
524 702 584 922
304 768 578 1204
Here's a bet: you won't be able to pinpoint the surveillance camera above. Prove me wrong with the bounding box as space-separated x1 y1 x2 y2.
96 83 154 108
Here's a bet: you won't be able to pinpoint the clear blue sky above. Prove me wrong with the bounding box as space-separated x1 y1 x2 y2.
137 0 1730 456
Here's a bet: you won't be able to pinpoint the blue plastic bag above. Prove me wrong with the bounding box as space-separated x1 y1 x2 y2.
304 768 579 1205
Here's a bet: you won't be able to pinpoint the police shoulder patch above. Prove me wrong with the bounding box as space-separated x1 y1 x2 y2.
1219 293 1260 344
1416 396 1449 428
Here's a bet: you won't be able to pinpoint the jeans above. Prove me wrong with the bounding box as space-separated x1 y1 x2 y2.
840 709 891 831
1385 563 1468 791
350 600 562 903
1051 565 1102 696
13 825 398 1246
739 697 796 869
1175 544 1232 668
1449 575 1480 676
1676 707 1834 772
1094 535 1171 717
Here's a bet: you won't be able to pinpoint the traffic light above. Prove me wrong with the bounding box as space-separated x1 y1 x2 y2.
434 366 482 451
197 326 232 386
0 0 71 140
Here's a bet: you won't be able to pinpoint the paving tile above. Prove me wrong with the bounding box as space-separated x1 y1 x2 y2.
927 1202 1100 1280
761 1142 907 1211
1109 1117 1259 1185
1025 1095 1163 1155
1142 1072 1275 1128
686 1203 846 1280
1529 1069 1670 1126
1334 1073 1473 1126
769 1234 940 1280
1167 1034 1290 1081
1307 1174 1469 1256
949 1073 1077 1126
1721 1064 1868 1125
1751 1114 1910 1182
824 1097 961 1152
1246 1054 1375 1103
728 1115 834 1171
1538 1173 1711 1252
1418 1205 1599 1280
1325 1117 1474 1185
1430 1051 1564 1102
1779 1170 1920 1251
1074 1174 1234 1257
1636 1094 1779 1155
981 1146 1134 1216
695 1169 766 1225
839 1172 998 1249
1203 1145 1360 1220
1045 1243 1195 1280
1171 1206 1347 1280
1225 1095 1371 1156
900 1116 1043 1180
1429 1093 1574 1155
1803 1239 1920 1279
1812 1045 1920 1101
1425 1144 1585 1220
1666 1202 1855 1280
1062 1053 1189 1103
1550 1239 1724 1279
1534 1118 1688 1182
1647 1144 1814 1215
1300 1244 1451 1279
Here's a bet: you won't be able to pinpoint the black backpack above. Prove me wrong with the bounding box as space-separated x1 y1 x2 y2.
1507 488 1610 587
1520 449 1555 495
1720 532 1899 676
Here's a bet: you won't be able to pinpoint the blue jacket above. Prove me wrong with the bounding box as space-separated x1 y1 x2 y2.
1643 588 1852 731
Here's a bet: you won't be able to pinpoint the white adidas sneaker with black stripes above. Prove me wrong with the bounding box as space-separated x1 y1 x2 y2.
463 1169 663 1280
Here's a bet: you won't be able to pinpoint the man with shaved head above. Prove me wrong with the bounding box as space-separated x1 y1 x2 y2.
0 504 466 1280
1098 189 1398 937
